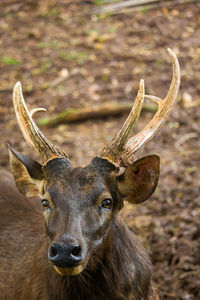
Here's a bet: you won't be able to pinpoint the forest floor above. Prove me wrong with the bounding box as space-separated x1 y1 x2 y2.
0 1 200 299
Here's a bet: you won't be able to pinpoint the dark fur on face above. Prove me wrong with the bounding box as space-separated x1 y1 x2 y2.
2 148 160 299
41 157 123 266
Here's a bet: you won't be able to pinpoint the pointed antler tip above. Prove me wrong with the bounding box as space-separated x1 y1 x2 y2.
167 48 176 58
139 79 144 89
6 142 11 149
30 107 47 118
13 82 23 99
13 81 24 105
14 81 22 90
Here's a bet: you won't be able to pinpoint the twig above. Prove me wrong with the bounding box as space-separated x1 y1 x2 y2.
175 132 198 152
92 0 159 14
92 0 199 15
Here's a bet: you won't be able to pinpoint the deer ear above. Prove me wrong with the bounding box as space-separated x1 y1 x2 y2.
8 145 44 197
117 155 160 204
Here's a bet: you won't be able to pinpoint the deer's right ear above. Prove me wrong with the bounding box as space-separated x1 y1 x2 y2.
117 155 160 204
8 145 44 197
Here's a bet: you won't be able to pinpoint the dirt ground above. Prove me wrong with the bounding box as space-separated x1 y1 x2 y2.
0 1 200 299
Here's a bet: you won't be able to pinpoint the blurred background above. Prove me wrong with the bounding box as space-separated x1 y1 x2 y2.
0 0 199 299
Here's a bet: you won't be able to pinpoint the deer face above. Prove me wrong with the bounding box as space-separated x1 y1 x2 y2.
8 49 180 275
9 148 159 275
40 157 119 276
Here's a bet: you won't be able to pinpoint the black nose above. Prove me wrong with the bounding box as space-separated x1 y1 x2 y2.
48 243 82 268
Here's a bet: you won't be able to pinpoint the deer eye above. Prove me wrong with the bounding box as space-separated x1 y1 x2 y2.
101 198 112 210
41 199 51 209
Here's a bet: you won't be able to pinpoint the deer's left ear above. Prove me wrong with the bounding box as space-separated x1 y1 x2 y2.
117 155 160 204
8 145 44 197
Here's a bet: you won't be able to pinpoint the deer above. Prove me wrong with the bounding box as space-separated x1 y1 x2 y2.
0 48 180 300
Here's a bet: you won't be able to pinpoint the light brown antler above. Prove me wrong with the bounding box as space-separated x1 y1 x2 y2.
99 79 145 166
99 48 180 167
13 82 67 164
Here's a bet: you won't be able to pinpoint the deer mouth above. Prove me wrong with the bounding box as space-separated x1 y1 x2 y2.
53 259 88 276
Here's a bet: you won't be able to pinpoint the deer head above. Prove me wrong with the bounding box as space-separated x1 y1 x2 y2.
8 48 180 276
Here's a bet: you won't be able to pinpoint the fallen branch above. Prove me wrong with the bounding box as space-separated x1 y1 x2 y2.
39 102 157 127
92 0 159 14
92 0 199 15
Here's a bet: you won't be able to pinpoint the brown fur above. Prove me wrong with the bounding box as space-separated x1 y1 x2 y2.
0 157 159 300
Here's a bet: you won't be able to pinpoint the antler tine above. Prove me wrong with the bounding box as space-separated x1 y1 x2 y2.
30 107 47 117
121 48 180 166
99 79 145 165
13 82 67 164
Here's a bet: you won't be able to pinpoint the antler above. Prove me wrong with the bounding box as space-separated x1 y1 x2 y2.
13 82 67 164
99 79 145 166
99 48 180 167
